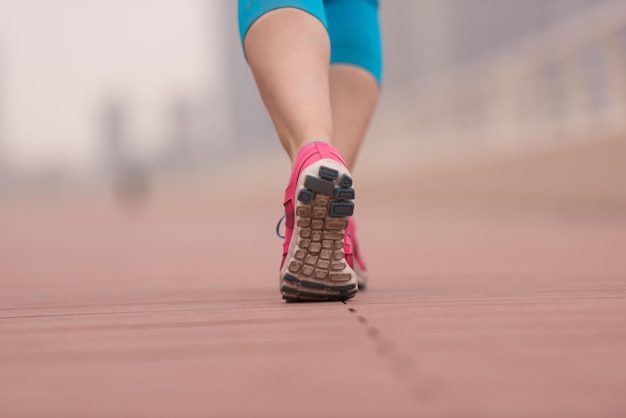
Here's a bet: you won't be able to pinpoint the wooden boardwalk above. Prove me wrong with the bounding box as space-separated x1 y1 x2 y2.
2 141 626 417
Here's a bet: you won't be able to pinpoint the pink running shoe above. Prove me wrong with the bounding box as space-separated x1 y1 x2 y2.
279 141 358 301
347 218 368 290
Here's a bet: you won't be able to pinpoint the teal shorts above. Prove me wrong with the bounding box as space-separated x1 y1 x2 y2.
238 0 383 84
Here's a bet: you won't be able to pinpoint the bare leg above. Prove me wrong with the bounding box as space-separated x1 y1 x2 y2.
329 64 380 171
329 64 378 286
243 8 333 163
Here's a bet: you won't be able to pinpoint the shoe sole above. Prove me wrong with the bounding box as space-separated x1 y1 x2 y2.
280 159 358 302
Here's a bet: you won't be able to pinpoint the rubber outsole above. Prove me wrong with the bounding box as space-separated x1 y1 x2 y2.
281 163 357 302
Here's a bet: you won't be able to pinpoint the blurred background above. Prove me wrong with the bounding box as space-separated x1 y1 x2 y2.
0 0 624 203
1 0 626 293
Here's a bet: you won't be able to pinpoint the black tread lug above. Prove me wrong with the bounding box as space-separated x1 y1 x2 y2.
299 290 328 299
304 175 335 194
298 189 314 203
319 166 339 181
330 283 358 291
334 188 355 200
302 280 326 289
283 273 301 284
339 174 353 188
329 201 354 217
281 285 298 294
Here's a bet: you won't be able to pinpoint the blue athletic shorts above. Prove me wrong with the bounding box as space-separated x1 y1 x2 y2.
238 0 383 83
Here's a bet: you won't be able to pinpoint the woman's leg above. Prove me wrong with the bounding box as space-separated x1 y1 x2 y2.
329 65 379 171
324 0 382 286
240 1 360 301
325 0 382 171
241 5 332 162
239 0 382 168
238 0 382 298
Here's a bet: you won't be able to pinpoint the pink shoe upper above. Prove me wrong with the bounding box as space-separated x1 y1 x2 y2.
347 217 367 272
281 141 353 269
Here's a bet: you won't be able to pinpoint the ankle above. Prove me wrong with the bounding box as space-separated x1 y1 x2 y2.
289 139 333 163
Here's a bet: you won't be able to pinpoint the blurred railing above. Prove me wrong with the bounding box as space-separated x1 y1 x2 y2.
383 0 626 154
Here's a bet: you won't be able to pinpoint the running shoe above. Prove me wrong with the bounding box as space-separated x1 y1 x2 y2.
279 141 358 301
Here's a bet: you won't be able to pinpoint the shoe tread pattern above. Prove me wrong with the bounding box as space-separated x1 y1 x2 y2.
282 165 356 302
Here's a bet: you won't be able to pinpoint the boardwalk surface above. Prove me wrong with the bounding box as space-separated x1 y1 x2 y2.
1 140 626 417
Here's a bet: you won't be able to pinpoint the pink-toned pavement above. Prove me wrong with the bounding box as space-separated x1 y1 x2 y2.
1 139 626 418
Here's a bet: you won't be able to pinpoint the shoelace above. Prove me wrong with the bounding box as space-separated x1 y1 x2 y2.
275 214 286 239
